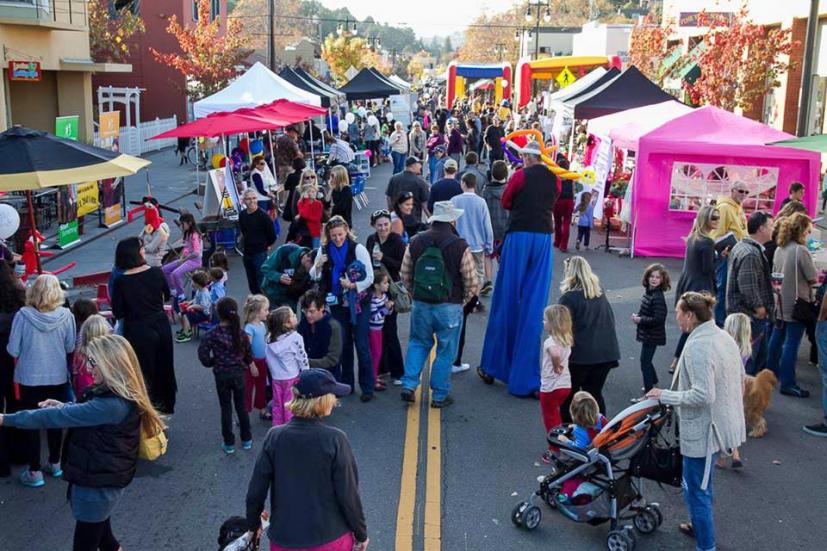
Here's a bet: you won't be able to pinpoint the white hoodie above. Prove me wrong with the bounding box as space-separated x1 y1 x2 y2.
265 331 309 381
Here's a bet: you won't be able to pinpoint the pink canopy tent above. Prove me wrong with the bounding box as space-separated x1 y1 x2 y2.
618 106 821 257
587 101 694 147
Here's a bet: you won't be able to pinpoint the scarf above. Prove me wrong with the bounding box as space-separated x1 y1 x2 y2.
345 260 368 325
329 240 349 298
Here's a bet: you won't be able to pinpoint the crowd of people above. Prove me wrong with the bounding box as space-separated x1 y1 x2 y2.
2 87 827 551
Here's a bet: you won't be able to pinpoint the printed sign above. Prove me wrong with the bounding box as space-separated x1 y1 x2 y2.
76 182 100 217
57 220 80 249
204 168 239 220
99 111 120 140
8 61 41 81
101 178 123 228
55 115 79 141
678 12 732 27
556 67 577 88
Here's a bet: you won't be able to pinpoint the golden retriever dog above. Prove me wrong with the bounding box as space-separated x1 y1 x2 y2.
743 369 778 438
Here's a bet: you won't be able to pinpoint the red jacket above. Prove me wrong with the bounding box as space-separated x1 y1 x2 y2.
297 198 323 238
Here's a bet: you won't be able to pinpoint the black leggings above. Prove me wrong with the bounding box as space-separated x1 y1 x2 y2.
19 383 66 471
73 518 120 551
454 297 479 365
561 362 613 422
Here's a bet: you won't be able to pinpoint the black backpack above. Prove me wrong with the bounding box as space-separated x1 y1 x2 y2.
413 235 459 303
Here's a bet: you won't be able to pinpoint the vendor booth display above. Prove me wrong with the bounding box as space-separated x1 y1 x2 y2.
446 62 512 109
338 68 400 101
194 62 321 118
515 55 621 109
606 106 820 258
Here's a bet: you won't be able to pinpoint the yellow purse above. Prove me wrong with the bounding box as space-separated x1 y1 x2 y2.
138 427 168 461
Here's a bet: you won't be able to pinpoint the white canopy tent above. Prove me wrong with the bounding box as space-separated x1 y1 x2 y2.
587 101 694 148
193 62 321 118
388 75 412 90
544 67 607 111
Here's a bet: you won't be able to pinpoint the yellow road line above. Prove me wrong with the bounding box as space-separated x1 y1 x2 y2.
394 385 421 551
423 388 441 551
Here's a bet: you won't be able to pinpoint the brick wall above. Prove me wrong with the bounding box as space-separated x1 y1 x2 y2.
782 17 807 134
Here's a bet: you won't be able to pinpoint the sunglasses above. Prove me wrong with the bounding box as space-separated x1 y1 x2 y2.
711 215 720 221
735 189 749 194
303 175 317 181
372 209 390 219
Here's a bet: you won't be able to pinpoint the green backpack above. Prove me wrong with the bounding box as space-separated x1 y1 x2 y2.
413 236 459 303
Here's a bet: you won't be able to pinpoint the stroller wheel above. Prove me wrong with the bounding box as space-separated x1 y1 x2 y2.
522 505 542 531
607 528 635 551
511 502 527 527
633 508 659 534
647 503 663 527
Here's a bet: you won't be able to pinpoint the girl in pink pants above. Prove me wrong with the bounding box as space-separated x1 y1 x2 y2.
162 213 203 298
368 273 393 392
265 307 309 425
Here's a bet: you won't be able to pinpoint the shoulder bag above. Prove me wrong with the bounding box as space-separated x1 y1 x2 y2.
630 406 683 487
791 246 819 324
380 265 412 313
139 423 168 461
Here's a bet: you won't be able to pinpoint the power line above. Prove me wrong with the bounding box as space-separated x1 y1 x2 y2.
227 12 545 31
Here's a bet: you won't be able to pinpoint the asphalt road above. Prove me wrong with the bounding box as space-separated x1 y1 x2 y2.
2 158 827 551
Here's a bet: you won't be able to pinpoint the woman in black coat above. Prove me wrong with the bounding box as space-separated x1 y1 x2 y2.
0 260 26 477
366 210 407 386
672 206 719 371
558 256 620 420
633 264 670 394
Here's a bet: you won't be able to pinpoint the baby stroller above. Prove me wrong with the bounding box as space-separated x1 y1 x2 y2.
512 400 672 551
217 513 269 551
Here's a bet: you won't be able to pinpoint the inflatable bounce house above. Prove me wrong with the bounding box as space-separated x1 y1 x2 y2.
515 55 622 109
446 62 512 110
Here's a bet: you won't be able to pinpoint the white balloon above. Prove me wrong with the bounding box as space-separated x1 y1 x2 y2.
386 112 394 121
367 115 379 127
357 107 367 117
338 120 349 133
0 203 20 240
501 79 509 88
345 112 356 124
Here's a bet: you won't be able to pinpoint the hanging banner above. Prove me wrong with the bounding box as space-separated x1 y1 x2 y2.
56 184 80 248
76 182 100 217
55 115 79 141
101 178 123 227
99 111 120 151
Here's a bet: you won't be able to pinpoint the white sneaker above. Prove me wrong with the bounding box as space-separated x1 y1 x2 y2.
451 363 470 374
392 378 403 386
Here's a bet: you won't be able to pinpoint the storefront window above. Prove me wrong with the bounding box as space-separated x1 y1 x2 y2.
669 161 778 214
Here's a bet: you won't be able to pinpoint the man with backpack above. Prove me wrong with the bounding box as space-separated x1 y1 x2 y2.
398 201 480 408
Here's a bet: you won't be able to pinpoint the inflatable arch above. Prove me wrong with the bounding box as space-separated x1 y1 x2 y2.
515 55 622 109
446 62 512 110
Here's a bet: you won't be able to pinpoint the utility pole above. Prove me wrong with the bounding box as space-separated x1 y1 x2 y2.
797 0 820 136
268 0 276 71
525 0 551 60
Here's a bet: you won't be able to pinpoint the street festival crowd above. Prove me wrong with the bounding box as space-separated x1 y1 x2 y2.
1 90 827 551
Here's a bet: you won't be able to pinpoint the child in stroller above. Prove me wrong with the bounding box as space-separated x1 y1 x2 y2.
218 513 269 551
513 399 672 551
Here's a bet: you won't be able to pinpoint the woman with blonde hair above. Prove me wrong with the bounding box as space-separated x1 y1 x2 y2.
0 334 164 551
7 274 76 488
72 314 112 398
557 256 620 420
329 165 353 227
245 368 368 551
409 120 426 160
671 205 720 374
769 212 818 398
310 216 375 402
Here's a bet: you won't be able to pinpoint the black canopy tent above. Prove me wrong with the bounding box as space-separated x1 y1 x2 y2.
338 68 400 101
293 67 346 103
368 67 405 92
278 67 337 108
568 66 677 120
560 67 621 104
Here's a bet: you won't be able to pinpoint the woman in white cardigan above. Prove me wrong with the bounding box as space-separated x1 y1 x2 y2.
646 291 745 551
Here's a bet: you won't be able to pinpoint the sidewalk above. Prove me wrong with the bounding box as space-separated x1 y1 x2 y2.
43 147 202 276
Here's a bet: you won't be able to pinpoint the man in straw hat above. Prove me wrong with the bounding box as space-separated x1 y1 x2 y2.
477 140 559 396
399 201 479 408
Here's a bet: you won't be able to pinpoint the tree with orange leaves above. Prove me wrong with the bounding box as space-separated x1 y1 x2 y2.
628 15 681 86
150 0 251 99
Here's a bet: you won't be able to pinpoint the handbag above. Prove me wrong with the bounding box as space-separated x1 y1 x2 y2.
630 408 683 487
791 247 819 324
388 279 412 314
139 425 168 461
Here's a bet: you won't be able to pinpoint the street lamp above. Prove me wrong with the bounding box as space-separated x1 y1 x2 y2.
336 18 358 36
525 0 551 60
366 36 381 51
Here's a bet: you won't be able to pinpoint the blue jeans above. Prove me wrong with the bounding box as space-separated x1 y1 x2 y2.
746 317 771 376
428 155 438 184
391 151 405 174
331 304 374 397
401 301 463 402
242 251 267 295
683 454 717 551
714 259 727 326
815 321 827 424
768 320 806 389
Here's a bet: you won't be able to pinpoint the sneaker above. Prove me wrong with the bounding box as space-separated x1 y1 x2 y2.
451 363 470 374
392 378 403 387
803 423 827 437
780 386 810 398
42 462 63 478
359 393 373 403
175 331 193 343
541 450 554 465
400 388 415 403
19 470 45 488
480 281 493 296
576 242 581 250
477 366 494 385
430 395 454 408
221 443 236 455
241 440 253 451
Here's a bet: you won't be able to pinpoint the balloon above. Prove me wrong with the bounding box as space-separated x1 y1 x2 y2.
0 203 20 240
345 113 355 124
231 152 244 170
239 138 249 153
338 120 349 134
386 112 394 122
363 149 372 158
501 79 509 88
367 115 379 127
249 139 264 155
357 107 366 117
211 153 226 169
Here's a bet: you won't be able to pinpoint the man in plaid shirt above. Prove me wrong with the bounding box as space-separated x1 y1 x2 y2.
726 211 776 374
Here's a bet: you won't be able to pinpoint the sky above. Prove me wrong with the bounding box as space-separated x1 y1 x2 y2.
319 0 507 39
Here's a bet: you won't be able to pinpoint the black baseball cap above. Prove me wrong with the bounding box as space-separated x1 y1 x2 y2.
294 369 351 398
405 156 422 167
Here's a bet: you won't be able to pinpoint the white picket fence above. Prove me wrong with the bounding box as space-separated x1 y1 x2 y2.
94 116 178 156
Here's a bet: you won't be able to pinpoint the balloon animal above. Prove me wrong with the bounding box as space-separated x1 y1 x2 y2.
501 129 596 185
